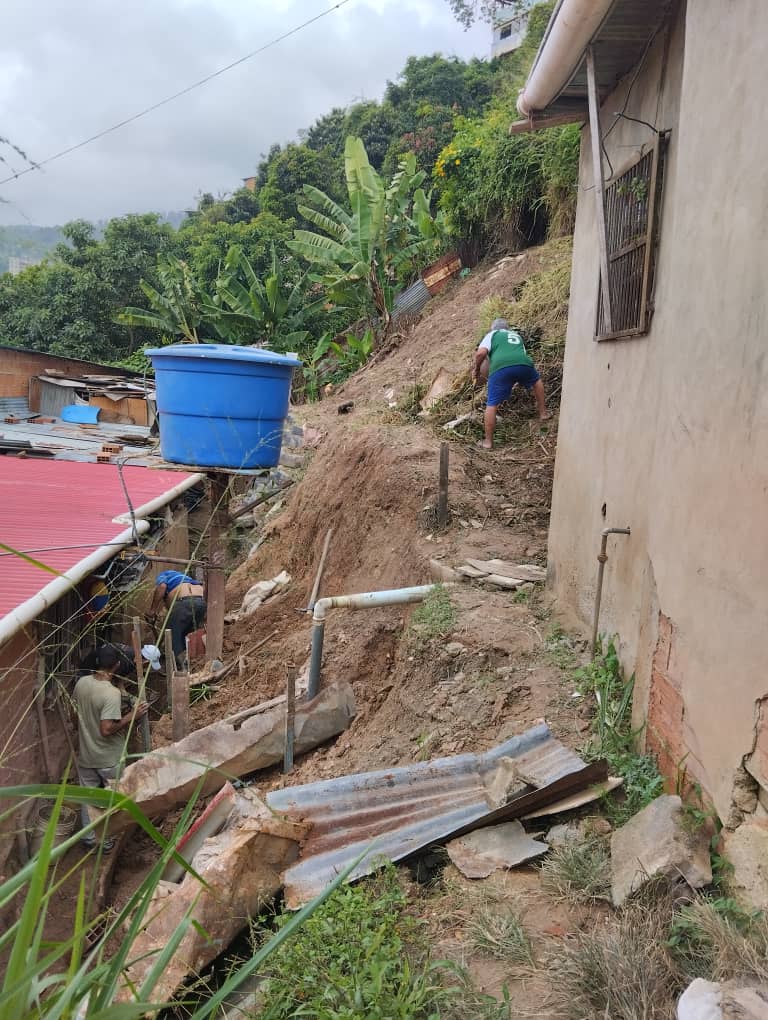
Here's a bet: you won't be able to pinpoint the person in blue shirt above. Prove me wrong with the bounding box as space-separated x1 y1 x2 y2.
149 570 206 670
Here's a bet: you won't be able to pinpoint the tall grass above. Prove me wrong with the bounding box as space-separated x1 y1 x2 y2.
0 780 359 1017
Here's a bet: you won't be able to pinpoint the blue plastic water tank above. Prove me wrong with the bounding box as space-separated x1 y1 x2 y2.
145 344 301 469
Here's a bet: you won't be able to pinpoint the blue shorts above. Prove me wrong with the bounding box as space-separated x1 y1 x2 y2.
486 364 540 407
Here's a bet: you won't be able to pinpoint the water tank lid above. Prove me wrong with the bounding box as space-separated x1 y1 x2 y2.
145 343 301 368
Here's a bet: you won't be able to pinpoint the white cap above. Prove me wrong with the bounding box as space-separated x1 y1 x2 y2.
141 644 162 671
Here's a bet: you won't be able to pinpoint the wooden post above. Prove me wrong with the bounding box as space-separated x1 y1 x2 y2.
163 628 174 710
35 655 54 783
206 473 228 663
171 669 190 743
307 527 334 612
437 442 449 528
283 665 297 774
131 617 151 752
586 46 613 333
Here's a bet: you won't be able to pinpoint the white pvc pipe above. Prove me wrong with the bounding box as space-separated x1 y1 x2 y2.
312 585 438 623
0 520 150 646
517 0 615 117
113 472 205 524
308 585 439 697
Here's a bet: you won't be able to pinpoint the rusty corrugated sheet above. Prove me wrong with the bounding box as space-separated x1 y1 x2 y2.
267 724 605 907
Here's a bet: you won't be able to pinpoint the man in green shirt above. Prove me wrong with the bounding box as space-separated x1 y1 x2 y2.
472 317 550 449
73 645 148 851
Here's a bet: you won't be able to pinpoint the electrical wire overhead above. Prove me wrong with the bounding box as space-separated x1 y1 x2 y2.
0 0 352 188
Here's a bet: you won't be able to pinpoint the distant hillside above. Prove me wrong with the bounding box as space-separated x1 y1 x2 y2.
0 224 63 272
0 213 186 273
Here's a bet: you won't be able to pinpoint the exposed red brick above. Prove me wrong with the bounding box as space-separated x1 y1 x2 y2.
652 612 676 686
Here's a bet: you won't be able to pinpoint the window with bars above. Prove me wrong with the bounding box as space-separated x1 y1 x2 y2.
595 134 667 341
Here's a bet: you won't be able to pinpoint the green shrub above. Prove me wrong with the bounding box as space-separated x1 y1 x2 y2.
409 585 457 640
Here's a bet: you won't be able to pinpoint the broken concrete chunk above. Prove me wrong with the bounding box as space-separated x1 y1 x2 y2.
429 558 463 584
678 978 768 1020
610 795 712 907
110 682 355 831
722 820 768 911
483 756 538 809
445 642 466 658
420 367 454 411
447 820 548 878
119 791 308 1005
237 570 291 619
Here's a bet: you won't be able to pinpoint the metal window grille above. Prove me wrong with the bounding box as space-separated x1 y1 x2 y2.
596 135 666 340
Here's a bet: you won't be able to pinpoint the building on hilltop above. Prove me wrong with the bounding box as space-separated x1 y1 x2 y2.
490 2 533 60
512 0 768 843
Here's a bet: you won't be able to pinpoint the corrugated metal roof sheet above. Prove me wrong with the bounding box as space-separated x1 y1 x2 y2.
393 278 430 320
0 459 197 621
268 724 604 907
0 397 31 419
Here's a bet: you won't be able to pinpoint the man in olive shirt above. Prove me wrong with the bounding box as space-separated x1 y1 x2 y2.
73 645 148 851
472 317 551 449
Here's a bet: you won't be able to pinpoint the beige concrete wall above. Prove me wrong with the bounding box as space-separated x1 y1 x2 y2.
549 0 768 821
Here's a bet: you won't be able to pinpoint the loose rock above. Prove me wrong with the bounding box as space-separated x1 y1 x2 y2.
611 794 712 907
722 820 768 910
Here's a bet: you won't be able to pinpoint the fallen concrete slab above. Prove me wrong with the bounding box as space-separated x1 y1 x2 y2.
110 682 355 830
447 820 548 878
119 789 308 1006
611 794 711 907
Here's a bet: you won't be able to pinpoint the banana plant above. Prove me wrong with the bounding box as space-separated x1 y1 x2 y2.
116 257 221 343
214 244 327 350
289 138 451 327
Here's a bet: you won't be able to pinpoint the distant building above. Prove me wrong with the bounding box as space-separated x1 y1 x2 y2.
491 3 532 59
7 255 38 276
243 176 257 192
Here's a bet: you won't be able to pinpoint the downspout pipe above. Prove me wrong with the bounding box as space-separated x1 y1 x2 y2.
591 527 631 657
517 0 615 118
307 584 439 699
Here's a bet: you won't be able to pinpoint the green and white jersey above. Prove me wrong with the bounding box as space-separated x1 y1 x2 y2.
479 328 534 374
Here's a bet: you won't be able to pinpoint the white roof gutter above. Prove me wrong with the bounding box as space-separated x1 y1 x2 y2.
517 0 615 117
0 471 205 646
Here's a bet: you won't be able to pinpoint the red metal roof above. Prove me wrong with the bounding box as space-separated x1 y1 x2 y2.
0 459 196 621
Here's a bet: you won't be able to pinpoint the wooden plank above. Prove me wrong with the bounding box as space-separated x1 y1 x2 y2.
464 559 546 582
586 47 613 334
206 474 228 662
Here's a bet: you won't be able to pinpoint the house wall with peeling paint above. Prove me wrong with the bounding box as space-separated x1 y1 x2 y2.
548 0 768 822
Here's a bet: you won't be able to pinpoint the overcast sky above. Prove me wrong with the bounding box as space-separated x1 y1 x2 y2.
0 0 487 227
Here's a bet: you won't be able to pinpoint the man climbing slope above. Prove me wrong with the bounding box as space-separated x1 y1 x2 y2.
472 317 550 449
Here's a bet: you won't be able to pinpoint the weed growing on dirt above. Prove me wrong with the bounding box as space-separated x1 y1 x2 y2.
441 969 512 1020
395 382 427 422
540 840 611 905
465 905 533 964
544 625 579 670
575 638 663 824
410 585 457 640
549 883 684 1020
255 867 451 1019
667 896 768 983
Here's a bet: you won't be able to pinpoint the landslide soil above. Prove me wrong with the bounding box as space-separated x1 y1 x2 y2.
113 244 601 1015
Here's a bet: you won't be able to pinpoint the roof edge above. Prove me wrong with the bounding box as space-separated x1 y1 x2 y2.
517 0 615 116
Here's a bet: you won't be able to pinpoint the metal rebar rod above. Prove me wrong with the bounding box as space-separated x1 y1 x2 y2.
591 527 631 656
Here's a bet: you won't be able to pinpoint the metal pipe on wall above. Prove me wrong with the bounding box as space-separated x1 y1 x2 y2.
307 584 439 699
591 527 631 656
